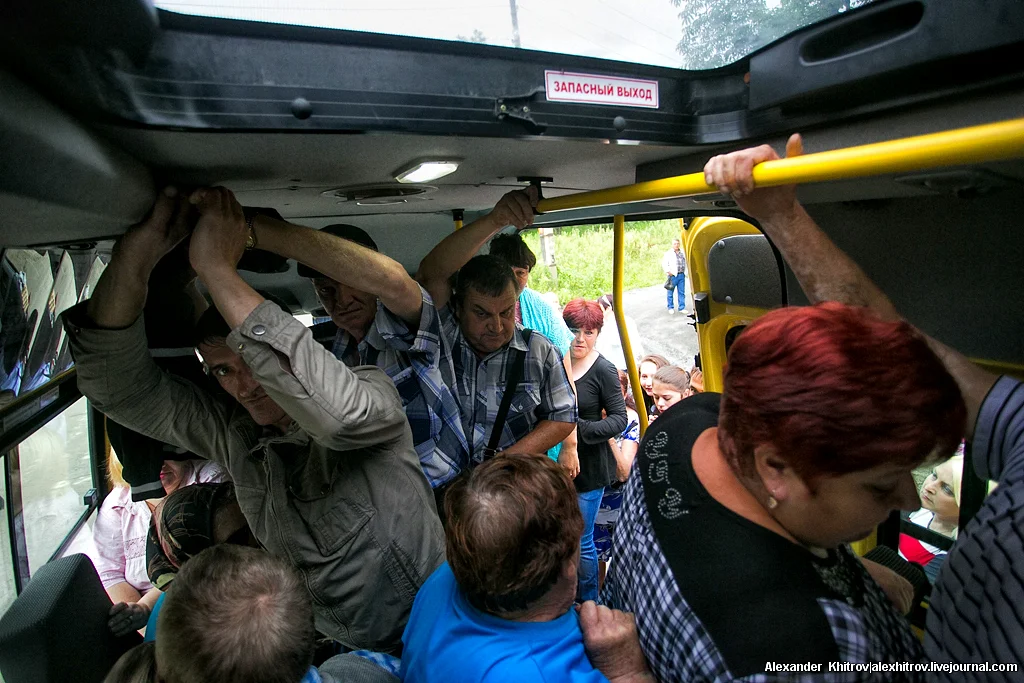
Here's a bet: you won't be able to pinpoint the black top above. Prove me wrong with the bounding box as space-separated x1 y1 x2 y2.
574 354 628 493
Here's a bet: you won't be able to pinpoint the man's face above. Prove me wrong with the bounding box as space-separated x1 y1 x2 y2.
457 284 518 356
312 277 377 339
198 340 288 426
511 266 531 295
672 239 681 252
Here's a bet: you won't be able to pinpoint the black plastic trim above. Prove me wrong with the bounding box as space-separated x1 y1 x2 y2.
0 371 81 456
898 517 955 552
4 449 29 595
958 440 987 530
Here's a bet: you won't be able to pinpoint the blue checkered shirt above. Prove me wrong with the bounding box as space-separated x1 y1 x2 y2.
430 304 577 463
603 467 925 682
330 288 468 488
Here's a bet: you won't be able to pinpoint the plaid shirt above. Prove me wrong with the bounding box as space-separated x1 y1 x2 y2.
330 288 468 488
430 303 577 463
603 468 925 682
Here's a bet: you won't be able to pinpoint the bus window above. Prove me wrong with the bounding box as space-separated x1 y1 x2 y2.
0 467 16 616
11 396 94 574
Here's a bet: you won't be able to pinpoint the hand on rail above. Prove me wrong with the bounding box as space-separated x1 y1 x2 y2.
108 601 151 637
488 186 538 232
119 186 195 272
704 134 804 226
188 186 248 277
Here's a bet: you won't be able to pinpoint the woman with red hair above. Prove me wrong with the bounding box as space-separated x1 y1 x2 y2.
605 302 965 680
561 298 627 602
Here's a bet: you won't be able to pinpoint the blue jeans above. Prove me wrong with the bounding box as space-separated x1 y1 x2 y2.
577 487 605 602
666 273 686 310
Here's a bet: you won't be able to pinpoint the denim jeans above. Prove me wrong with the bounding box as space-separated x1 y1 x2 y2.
577 486 605 602
666 273 686 310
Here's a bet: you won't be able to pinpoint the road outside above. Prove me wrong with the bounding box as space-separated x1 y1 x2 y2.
620 285 699 370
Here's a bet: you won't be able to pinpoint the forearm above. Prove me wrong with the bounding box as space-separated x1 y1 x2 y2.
578 412 628 444
255 216 421 322
503 420 576 455
196 265 265 330
106 581 142 605
416 213 502 303
760 204 899 320
138 587 162 610
86 241 156 329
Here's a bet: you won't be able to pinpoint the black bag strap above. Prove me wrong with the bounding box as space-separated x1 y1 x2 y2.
485 330 532 458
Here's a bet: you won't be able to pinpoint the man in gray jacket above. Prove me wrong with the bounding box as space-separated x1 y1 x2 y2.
63 186 445 651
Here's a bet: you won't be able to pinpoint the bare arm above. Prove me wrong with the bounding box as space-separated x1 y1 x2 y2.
105 582 142 605
579 602 656 683
416 188 538 308
704 135 998 436
502 419 576 456
253 213 422 325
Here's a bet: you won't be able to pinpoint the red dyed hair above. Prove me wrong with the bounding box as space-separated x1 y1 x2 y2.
719 302 965 485
562 298 604 332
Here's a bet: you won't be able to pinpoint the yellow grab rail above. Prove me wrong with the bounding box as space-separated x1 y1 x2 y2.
536 118 1024 214
613 215 649 437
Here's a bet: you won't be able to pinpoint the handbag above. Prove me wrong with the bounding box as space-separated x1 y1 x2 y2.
664 275 675 290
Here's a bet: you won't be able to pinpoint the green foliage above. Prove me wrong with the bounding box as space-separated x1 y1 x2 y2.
669 0 874 70
521 220 682 304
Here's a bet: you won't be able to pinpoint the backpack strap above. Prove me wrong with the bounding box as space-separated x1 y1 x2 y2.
484 330 532 458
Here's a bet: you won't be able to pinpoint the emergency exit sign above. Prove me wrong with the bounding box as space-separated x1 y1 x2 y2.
545 70 659 109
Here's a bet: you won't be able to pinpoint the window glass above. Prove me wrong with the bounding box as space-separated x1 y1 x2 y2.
155 0 878 70
1 248 107 402
0 465 16 616
17 397 93 574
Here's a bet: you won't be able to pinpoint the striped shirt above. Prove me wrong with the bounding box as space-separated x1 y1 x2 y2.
925 376 1024 679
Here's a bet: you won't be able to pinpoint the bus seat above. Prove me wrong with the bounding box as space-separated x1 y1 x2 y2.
0 553 141 683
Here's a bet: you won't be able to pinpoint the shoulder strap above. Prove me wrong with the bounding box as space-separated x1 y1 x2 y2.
485 330 532 458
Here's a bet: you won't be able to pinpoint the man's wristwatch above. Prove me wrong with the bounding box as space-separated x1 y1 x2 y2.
243 208 258 250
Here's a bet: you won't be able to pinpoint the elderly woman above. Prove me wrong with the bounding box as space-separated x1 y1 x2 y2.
401 453 652 683
604 303 965 680
561 298 627 601
900 452 964 582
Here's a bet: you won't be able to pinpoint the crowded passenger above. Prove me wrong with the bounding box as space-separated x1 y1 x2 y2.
561 299 627 601
899 453 963 583
91 425 225 637
702 134 1024 677
246 194 540 489
408 195 577 470
605 303 961 679
401 453 654 683
488 231 579 467
637 354 669 418
611 369 642 482
64 187 445 651
154 544 399 683
649 365 691 418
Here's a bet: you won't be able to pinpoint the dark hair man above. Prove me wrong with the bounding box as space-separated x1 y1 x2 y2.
415 191 577 473
156 545 399 683
63 187 444 651
703 135 1024 680
244 192 549 491
488 232 580 476
401 453 654 683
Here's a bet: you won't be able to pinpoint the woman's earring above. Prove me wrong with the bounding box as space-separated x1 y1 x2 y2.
767 495 778 510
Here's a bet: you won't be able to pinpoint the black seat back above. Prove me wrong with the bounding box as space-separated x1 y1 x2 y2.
0 553 141 683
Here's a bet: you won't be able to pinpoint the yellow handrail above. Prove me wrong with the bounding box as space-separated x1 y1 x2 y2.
537 117 1024 214
613 215 649 437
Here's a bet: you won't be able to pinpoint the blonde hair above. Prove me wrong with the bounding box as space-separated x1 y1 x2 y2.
105 419 129 490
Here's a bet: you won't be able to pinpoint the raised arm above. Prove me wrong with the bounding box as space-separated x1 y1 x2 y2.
703 135 998 437
249 209 422 325
188 188 408 450
416 188 538 309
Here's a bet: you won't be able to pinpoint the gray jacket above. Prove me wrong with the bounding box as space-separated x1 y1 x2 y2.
64 300 445 651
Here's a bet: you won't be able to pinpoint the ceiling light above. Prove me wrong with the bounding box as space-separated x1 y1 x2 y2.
394 160 460 184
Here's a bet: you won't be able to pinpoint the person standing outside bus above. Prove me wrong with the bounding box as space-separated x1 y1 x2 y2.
661 238 686 315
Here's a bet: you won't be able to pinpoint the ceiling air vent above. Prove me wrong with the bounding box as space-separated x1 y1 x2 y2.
321 184 437 206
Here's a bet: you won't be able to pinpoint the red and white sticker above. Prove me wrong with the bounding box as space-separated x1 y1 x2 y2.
544 70 659 109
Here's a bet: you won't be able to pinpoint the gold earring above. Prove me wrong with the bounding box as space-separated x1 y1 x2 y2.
767 495 778 510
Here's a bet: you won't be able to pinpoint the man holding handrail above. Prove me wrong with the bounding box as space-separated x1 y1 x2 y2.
704 134 1023 678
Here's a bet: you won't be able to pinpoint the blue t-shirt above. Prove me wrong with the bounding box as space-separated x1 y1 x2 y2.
143 592 165 642
401 564 607 683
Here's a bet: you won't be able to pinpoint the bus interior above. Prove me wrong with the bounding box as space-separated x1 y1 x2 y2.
1 0 1023 679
